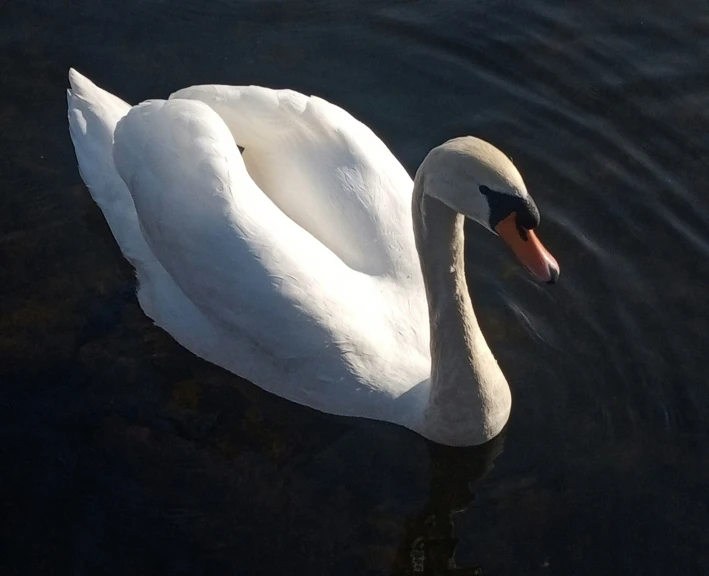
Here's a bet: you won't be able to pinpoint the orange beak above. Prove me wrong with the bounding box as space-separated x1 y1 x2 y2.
494 213 560 284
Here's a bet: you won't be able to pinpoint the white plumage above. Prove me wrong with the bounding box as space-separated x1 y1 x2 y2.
67 69 558 445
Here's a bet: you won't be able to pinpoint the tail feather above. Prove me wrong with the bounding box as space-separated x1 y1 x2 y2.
67 69 219 334
67 68 149 267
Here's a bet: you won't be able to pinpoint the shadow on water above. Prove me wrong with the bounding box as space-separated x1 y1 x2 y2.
388 434 506 576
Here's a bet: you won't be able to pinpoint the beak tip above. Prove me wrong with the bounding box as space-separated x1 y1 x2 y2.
545 265 560 285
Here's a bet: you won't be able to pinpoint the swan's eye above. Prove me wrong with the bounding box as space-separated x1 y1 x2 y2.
479 185 540 231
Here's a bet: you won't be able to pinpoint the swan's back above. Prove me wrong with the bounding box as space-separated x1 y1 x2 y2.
170 84 419 278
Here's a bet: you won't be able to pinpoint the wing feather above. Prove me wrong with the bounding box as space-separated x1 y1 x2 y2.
169 84 418 277
112 98 384 364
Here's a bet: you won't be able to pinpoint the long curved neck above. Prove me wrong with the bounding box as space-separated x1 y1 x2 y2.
412 172 511 446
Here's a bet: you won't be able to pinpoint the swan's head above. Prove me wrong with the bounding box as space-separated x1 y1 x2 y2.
418 136 560 284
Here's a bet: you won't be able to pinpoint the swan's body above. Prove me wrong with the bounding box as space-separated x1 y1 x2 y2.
67 69 558 446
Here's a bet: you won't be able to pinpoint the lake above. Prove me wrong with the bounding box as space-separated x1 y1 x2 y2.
2 0 709 574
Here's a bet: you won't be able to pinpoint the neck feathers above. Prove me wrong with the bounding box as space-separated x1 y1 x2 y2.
412 172 511 446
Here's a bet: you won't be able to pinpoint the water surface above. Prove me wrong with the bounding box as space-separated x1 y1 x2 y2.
2 0 709 574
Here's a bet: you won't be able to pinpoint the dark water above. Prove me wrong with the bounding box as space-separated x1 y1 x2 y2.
2 0 709 573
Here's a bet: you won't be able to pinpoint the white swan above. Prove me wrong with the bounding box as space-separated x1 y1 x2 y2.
67 68 559 446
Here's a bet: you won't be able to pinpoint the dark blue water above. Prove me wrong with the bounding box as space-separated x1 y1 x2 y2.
2 0 709 574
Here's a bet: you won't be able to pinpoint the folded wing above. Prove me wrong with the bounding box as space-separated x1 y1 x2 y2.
112 98 387 366
169 84 418 278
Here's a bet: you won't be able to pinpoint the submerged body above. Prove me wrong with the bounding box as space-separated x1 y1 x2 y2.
67 69 558 446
